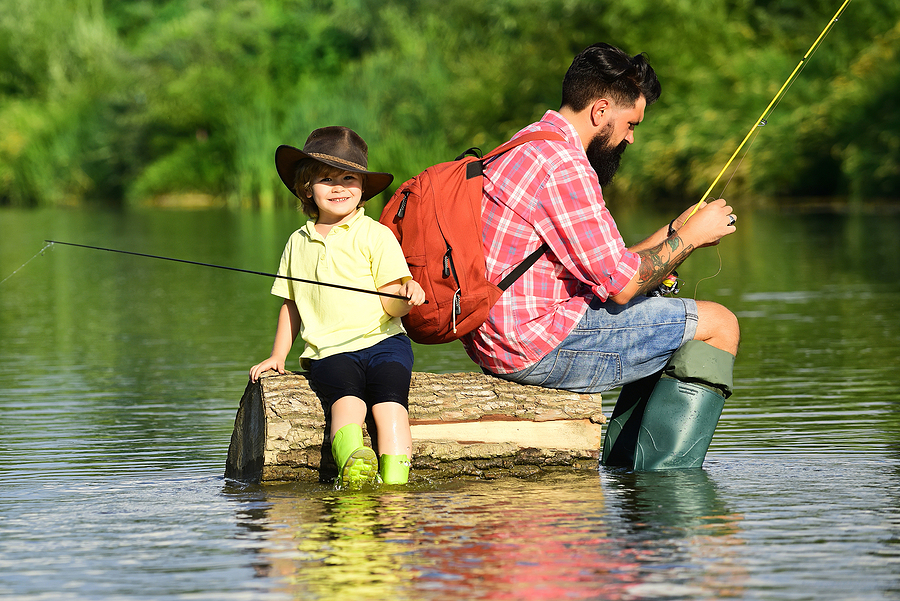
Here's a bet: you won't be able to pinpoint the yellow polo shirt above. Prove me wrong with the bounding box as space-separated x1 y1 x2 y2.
271 208 411 365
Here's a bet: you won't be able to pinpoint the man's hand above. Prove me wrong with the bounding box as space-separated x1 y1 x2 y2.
611 198 736 304
676 198 736 247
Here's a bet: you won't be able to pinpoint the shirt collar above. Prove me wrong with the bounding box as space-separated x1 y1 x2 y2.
302 207 365 239
538 109 583 150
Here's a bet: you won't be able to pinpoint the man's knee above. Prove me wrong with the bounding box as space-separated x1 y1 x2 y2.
695 301 740 355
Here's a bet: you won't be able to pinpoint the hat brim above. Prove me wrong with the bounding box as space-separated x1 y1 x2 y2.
275 145 394 202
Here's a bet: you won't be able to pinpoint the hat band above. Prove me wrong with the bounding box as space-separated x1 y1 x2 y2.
308 152 367 172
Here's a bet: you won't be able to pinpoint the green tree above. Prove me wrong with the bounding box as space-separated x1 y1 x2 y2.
1 0 898 207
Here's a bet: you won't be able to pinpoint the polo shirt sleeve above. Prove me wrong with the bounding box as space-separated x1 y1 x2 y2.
368 222 412 288
532 153 640 300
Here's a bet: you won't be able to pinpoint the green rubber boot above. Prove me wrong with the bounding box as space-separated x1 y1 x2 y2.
633 376 726 470
602 341 734 471
601 371 663 467
379 454 411 485
331 424 378 488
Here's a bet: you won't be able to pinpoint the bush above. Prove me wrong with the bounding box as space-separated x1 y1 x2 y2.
1 0 898 207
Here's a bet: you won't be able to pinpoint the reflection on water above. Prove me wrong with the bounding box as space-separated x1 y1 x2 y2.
2 206 900 600
228 471 751 601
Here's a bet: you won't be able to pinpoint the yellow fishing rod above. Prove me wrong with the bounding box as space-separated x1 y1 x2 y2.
684 0 853 223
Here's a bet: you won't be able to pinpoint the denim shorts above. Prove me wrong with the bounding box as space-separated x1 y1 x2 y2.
307 334 414 409
492 295 698 393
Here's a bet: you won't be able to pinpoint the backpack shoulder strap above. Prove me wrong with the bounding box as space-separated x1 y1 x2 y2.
483 130 567 161
486 131 564 291
497 243 548 291
468 131 566 179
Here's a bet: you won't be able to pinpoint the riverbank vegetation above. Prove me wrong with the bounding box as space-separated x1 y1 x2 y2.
1 0 898 209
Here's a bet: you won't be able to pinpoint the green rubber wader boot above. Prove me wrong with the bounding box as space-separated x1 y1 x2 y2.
601 341 734 471
601 371 663 467
633 376 725 470
331 423 378 488
379 454 410 485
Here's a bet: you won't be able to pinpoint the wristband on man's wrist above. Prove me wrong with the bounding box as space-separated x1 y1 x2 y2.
668 218 678 237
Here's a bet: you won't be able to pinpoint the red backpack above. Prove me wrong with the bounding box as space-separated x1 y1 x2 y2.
379 131 564 344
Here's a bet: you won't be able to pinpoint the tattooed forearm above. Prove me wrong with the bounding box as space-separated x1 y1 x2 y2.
635 234 694 295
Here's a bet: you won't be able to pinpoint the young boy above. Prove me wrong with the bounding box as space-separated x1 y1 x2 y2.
249 126 425 488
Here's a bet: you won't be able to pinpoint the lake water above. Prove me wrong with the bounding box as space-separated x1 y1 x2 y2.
1 205 899 600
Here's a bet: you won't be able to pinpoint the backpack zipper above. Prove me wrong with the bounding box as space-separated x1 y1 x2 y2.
443 244 462 333
396 189 411 219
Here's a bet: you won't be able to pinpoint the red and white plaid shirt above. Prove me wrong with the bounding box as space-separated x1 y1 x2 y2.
461 111 640 373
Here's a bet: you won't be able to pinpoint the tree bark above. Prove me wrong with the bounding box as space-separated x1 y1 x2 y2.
225 371 605 483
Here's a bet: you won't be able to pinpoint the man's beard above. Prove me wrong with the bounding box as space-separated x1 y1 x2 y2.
586 123 627 187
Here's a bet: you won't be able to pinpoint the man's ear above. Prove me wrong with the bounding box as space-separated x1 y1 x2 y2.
590 98 610 127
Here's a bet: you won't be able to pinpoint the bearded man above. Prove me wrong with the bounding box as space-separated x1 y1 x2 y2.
461 43 741 469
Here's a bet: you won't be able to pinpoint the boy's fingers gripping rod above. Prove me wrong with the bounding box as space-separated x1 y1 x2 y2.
683 0 852 225
45 240 426 303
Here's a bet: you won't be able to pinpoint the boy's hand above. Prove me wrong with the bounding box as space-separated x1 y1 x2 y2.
249 356 285 382
399 279 426 306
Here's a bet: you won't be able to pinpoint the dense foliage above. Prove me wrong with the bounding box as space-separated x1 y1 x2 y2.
1 0 898 208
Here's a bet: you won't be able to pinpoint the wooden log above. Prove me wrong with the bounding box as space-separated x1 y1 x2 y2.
225 371 604 483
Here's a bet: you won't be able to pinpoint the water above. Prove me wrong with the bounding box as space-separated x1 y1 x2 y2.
1 206 899 600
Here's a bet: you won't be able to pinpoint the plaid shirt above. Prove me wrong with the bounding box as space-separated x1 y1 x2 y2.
461 111 640 374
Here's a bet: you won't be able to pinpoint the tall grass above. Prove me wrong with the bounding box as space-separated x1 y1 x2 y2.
1 0 899 207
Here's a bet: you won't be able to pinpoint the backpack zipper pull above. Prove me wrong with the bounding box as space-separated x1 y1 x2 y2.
396 189 410 219
443 247 452 278
452 289 461 333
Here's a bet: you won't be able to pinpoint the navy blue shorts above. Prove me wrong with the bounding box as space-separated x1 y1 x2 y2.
307 334 414 410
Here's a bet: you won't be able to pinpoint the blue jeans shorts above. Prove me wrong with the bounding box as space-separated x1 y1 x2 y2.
492 295 698 393
307 334 414 410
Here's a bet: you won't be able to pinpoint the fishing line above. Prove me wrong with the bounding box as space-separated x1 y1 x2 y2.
692 247 723 299
676 0 852 297
0 241 53 286
712 32 826 201
713 121 764 200
685 0 853 222
45 240 424 303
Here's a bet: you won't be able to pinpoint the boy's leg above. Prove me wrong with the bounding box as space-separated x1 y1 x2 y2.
330 396 368 440
364 335 415 484
372 402 412 484
370 401 411 457
308 351 378 487
330 395 378 487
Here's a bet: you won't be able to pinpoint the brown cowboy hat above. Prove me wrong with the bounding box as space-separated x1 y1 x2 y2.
275 126 394 201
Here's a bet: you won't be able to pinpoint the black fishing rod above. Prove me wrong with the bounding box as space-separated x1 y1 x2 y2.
45 240 424 303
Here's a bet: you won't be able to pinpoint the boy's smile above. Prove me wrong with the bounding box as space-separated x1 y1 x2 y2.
308 170 364 228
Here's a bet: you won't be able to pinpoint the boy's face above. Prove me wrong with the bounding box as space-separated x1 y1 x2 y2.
307 169 364 225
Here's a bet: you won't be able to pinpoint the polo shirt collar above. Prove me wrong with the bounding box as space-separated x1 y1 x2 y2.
302 207 365 239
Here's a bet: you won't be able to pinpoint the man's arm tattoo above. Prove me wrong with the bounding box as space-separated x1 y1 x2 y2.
635 235 694 295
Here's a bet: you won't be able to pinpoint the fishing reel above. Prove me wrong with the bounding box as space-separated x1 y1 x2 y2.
647 271 680 297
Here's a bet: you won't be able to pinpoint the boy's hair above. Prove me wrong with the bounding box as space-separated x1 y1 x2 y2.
561 42 661 111
292 158 368 219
